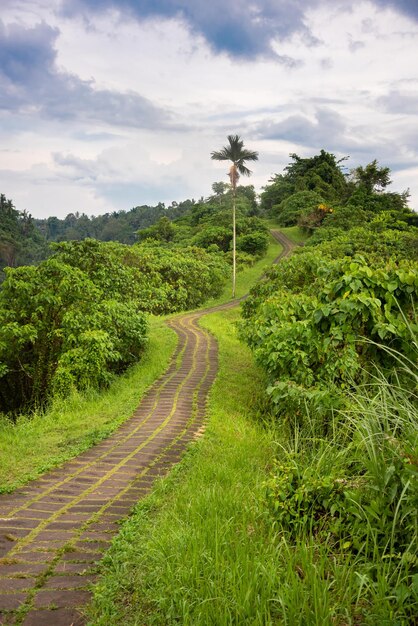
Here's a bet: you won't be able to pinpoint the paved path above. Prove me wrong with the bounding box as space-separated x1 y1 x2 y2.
271 229 300 259
0 231 295 625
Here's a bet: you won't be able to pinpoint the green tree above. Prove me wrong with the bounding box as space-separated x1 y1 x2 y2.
137 216 176 243
0 194 21 268
275 190 324 226
193 226 232 252
211 181 229 205
211 135 258 297
0 257 148 413
351 159 391 194
0 194 48 277
260 151 348 214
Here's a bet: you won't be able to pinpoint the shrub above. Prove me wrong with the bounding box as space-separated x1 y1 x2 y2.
241 256 418 424
0 258 148 413
274 190 324 226
192 226 232 252
52 239 230 314
236 231 269 256
265 360 418 621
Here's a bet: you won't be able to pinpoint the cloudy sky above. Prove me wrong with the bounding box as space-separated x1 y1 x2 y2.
1 0 418 218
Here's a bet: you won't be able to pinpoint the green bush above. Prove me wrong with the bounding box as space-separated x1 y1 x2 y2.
307 225 418 262
241 249 326 318
0 239 229 414
192 226 232 252
266 456 347 535
52 239 229 314
241 255 418 424
274 190 324 226
0 258 148 413
265 362 418 620
128 244 229 313
236 231 269 256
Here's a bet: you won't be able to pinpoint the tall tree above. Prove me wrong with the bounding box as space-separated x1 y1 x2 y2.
211 135 258 297
351 159 391 194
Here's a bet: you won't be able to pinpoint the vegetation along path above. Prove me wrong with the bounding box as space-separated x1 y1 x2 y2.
0 231 295 626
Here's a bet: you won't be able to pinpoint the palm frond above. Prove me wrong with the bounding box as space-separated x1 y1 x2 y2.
240 149 259 161
211 149 230 162
211 135 259 168
237 163 252 177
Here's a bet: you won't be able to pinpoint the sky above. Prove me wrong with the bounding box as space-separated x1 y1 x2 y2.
1 0 418 218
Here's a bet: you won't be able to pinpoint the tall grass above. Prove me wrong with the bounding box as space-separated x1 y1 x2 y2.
268 345 418 623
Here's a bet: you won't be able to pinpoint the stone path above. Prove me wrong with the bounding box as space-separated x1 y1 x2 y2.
0 231 294 625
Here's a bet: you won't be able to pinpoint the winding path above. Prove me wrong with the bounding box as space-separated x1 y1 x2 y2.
0 231 295 626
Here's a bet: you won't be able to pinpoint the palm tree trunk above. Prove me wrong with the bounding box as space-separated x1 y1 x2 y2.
232 186 236 298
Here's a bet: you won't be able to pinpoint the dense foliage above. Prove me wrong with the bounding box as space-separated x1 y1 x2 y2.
260 150 349 215
35 201 194 244
242 252 418 420
52 239 229 314
248 153 418 420
242 151 418 620
260 150 417 236
0 254 148 414
0 239 228 415
0 194 47 279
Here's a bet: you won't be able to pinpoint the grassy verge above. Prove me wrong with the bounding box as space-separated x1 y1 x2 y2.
88 307 283 625
0 318 177 493
264 369 418 624
277 225 310 244
203 232 282 306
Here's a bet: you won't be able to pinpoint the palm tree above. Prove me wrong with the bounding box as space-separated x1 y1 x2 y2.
211 135 258 297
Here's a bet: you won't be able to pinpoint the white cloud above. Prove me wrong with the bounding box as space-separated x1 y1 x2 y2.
0 0 417 216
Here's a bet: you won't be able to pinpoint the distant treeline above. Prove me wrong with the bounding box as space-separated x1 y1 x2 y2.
34 200 195 244
0 194 47 275
0 199 196 279
0 184 260 279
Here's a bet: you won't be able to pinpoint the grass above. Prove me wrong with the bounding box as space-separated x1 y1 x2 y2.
267 366 418 624
88 310 418 625
0 317 177 493
88 307 284 625
203 232 282 306
277 225 310 245
264 218 310 244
